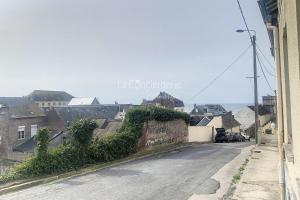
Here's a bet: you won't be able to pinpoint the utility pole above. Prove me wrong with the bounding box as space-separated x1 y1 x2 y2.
237 29 259 145
252 35 259 145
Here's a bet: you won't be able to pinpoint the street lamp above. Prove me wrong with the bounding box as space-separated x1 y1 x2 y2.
236 29 259 145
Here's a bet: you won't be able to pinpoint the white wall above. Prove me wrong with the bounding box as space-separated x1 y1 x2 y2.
188 126 213 143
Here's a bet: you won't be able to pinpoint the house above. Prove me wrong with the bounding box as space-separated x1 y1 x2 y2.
113 103 137 120
259 0 300 198
190 104 227 116
68 97 100 106
10 104 130 155
0 97 47 158
206 112 240 134
235 105 272 137
262 95 276 114
46 105 121 131
28 90 73 108
141 92 184 111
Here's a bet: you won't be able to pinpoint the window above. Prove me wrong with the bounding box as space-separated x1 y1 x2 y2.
48 102 51 107
31 125 38 137
18 126 25 140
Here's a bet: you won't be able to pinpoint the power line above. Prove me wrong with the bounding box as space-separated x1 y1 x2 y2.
236 0 253 43
187 44 252 102
256 51 276 77
257 44 276 70
257 53 275 93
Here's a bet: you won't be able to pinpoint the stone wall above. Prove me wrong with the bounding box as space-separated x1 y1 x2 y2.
138 119 188 149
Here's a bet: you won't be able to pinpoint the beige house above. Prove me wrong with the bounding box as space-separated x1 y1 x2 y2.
259 0 300 199
28 90 73 108
207 112 240 135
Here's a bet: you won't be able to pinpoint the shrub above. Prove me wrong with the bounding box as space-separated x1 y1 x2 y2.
0 106 189 183
35 128 49 159
69 119 98 163
89 132 137 162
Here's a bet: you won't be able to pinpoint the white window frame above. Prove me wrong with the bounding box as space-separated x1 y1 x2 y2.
18 126 25 140
31 125 38 137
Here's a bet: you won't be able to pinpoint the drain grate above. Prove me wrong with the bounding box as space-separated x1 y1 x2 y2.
254 150 261 153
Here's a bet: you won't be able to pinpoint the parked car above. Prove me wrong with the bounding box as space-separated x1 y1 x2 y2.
215 128 229 143
241 132 251 142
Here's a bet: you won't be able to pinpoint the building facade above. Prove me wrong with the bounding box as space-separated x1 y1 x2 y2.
0 97 47 158
28 90 73 108
142 92 185 112
259 0 300 199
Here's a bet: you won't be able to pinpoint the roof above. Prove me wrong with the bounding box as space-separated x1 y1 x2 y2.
142 92 184 108
221 112 241 130
189 115 204 126
258 0 278 56
191 104 227 116
197 116 213 126
13 130 63 153
94 121 123 138
53 105 120 126
248 105 272 116
0 97 45 118
28 90 73 101
68 97 100 106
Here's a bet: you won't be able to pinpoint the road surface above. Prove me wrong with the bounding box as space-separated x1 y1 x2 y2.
0 142 252 200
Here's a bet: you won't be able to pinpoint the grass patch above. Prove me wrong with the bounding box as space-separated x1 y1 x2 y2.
231 157 250 184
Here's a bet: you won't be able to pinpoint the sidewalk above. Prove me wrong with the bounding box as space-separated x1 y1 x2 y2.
231 145 280 200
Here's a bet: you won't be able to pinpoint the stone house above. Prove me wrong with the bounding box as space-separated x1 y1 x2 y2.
141 92 184 112
28 90 73 108
259 0 300 198
0 97 47 158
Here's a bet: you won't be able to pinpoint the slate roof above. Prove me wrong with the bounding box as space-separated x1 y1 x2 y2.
53 105 120 126
248 105 272 116
0 97 45 118
13 130 63 153
197 116 214 126
189 116 205 126
191 104 227 116
28 90 73 101
221 112 241 130
142 92 184 108
68 97 100 106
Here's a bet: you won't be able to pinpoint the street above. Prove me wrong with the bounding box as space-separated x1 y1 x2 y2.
0 143 252 200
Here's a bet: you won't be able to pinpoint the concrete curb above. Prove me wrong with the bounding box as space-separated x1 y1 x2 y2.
0 142 198 196
188 144 255 200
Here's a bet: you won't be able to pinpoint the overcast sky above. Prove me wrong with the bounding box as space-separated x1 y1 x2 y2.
0 0 276 104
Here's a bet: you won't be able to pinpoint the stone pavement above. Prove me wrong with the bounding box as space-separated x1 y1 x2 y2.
232 145 280 200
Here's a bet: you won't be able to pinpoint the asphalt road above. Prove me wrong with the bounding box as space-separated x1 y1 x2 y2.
0 142 252 200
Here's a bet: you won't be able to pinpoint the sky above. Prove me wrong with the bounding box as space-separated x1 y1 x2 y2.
0 0 276 105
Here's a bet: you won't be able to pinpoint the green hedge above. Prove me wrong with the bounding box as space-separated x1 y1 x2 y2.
0 106 189 183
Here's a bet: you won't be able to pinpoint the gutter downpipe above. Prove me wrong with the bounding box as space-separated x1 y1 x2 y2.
267 23 286 200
